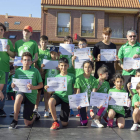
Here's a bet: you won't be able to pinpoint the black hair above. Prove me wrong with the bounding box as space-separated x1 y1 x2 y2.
21 52 32 60
58 57 69 64
78 38 87 44
82 60 94 69
64 36 73 43
0 22 6 32
97 66 108 76
136 69 140 74
10 65 14 70
112 73 124 82
40 35 48 41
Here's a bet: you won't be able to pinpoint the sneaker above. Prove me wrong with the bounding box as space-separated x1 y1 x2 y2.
76 114 80 118
91 119 104 128
102 116 108 124
50 121 60 130
33 108 38 112
9 119 18 129
70 109 74 116
130 124 138 131
9 111 20 117
0 109 6 117
107 119 113 128
34 111 40 121
44 110 49 118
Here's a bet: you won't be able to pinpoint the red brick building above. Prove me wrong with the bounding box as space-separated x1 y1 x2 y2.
41 0 140 48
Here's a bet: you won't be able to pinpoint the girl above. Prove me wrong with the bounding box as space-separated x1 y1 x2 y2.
130 82 140 131
107 73 125 129
74 60 96 126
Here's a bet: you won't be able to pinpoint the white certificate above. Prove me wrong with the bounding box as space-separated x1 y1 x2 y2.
43 59 58 69
59 43 75 55
12 78 32 93
90 92 109 108
68 92 89 109
74 48 90 59
0 39 7 52
47 77 67 92
123 57 140 69
131 77 140 89
109 92 128 106
100 49 116 61
13 56 23 66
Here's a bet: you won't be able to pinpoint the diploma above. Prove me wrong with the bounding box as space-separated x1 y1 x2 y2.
43 59 58 69
68 92 89 109
13 56 23 66
131 77 140 89
0 39 7 52
90 92 109 108
59 43 75 55
47 77 67 92
109 92 128 106
100 49 116 61
12 78 32 93
74 48 90 59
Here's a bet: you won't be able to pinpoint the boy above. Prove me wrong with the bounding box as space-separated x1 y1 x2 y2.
44 57 75 130
15 25 38 65
91 66 110 128
34 35 50 114
9 52 43 129
0 22 15 116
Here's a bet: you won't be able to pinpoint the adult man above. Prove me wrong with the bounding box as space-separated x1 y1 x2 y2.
118 30 140 117
0 23 15 116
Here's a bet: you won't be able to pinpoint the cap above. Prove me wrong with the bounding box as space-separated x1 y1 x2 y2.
50 46 58 53
23 25 33 32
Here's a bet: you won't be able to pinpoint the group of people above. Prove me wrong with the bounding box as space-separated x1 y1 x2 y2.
0 22 140 131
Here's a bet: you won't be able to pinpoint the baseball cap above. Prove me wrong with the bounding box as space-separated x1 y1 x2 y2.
50 46 58 53
23 25 33 32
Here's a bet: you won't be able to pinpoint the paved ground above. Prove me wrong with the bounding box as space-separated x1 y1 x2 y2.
0 100 140 140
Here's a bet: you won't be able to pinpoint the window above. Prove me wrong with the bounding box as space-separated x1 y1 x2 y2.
57 13 70 36
81 14 94 37
109 16 124 38
9 35 16 39
14 22 20 25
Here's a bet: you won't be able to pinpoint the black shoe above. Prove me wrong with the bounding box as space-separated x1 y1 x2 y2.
33 111 40 121
9 119 18 129
0 109 6 117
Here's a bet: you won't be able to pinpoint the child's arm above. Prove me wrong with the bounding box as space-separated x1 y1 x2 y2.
76 88 80 94
72 56 76 68
44 85 54 94
134 102 140 109
27 82 43 90
127 82 134 97
0 84 4 101
92 81 103 92
40 64 45 73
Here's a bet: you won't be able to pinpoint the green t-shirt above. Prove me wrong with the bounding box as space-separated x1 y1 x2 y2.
75 69 84 78
74 74 96 97
37 48 51 68
108 88 126 116
53 73 75 103
60 55 75 75
13 67 42 104
0 70 5 84
94 79 110 93
132 94 140 107
15 39 38 57
0 38 15 72
118 41 140 75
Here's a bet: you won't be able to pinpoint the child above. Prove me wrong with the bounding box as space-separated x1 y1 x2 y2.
9 52 43 129
34 35 50 115
41 46 59 117
44 57 75 130
90 66 110 128
131 82 140 131
107 73 125 129
74 60 96 126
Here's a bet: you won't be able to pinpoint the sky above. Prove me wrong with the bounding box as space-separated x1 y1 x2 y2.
0 0 41 18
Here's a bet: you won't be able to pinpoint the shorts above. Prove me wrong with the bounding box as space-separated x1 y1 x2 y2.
16 92 35 121
51 94 70 122
115 113 125 119
38 79 45 94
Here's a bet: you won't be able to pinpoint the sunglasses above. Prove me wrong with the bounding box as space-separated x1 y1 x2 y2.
129 35 136 38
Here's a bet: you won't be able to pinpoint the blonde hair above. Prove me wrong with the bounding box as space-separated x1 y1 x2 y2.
136 82 140 90
103 27 112 35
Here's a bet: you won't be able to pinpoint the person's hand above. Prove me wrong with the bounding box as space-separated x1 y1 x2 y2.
27 84 34 90
97 105 103 109
11 83 15 88
6 45 10 52
40 63 44 68
88 55 94 61
0 91 4 101
133 54 140 59
77 106 81 110
44 85 49 91
124 68 133 72
72 56 77 61
127 82 132 90
109 96 111 101
97 54 101 61
115 55 119 61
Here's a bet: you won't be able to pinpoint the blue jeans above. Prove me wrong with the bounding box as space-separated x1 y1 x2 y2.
0 72 9 110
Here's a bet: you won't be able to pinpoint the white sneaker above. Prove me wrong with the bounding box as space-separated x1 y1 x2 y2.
130 124 138 131
44 111 49 118
33 108 38 112
91 119 104 128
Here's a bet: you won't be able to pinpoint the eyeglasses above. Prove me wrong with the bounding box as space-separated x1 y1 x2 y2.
23 59 31 62
129 35 136 38
79 43 86 46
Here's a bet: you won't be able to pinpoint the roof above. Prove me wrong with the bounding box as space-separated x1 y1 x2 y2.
41 0 140 8
0 15 41 31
